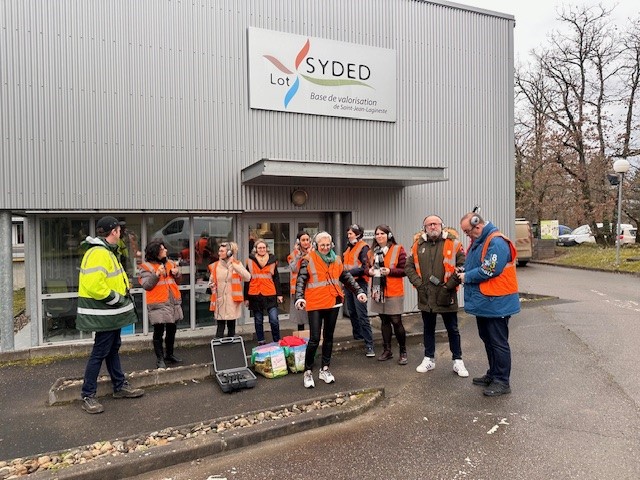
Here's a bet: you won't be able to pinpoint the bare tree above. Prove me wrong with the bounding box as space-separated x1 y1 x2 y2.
514 4 640 242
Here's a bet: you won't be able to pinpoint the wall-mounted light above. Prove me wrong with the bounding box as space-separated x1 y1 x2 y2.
291 189 308 206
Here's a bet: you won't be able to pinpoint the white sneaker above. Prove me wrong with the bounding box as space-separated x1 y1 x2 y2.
303 370 315 388
453 359 469 377
416 357 435 373
318 367 335 384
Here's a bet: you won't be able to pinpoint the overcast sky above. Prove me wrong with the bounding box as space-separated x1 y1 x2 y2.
461 0 639 62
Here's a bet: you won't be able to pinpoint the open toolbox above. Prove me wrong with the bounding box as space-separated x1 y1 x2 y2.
210 336 257 393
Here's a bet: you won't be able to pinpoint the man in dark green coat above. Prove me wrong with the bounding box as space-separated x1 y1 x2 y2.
405 215 468 378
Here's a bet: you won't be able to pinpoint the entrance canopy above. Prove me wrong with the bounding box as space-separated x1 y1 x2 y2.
241 158 446 188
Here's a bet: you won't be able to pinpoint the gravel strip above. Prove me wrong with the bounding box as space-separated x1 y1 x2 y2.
0 393 356 479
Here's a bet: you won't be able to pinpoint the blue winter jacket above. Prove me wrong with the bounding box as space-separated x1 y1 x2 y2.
463 222 521 318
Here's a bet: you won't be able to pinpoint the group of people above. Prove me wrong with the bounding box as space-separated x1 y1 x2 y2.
75 212 519 413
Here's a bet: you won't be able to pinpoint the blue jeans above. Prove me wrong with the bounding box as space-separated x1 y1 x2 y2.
344 280 373 349
81 329 125 398
421 311 462 360
305 307 339 370
254 306 280 342
476 316 511 385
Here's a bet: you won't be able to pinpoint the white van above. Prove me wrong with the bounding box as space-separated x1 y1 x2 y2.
151 217 233 252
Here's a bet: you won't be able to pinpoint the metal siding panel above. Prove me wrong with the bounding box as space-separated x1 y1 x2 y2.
1 0 513 228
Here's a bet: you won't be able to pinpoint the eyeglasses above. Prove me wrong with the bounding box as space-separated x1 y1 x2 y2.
423 222 442 228
462 225 478 235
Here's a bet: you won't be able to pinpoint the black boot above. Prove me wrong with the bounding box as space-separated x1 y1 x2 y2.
153 338 166 369
164 324 182 363
378 344 393 361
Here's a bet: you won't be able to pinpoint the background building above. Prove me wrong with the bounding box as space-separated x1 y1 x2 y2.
0 0 515 351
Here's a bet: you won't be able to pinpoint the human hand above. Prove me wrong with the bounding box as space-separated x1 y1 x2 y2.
458 272 465 284
380 267 390 276
277 296 284 304
295 299 306 310
356 293 367 303
157 265 166 277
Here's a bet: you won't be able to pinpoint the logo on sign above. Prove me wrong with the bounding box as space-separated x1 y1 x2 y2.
263 39 373 108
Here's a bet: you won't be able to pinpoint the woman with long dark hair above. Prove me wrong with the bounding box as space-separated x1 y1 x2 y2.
287 231 312 331
368 224 408 365
138 240 184 369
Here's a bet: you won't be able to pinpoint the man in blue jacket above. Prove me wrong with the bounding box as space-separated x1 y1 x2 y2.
458 213 520 396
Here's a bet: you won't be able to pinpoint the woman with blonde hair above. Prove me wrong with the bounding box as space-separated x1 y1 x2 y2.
295 231 367 388
244 238 283 344
208 242 251 338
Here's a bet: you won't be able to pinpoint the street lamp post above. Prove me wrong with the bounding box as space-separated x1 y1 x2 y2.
613 159 630 267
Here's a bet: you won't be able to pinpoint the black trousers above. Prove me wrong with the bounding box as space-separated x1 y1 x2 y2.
304 307 340 371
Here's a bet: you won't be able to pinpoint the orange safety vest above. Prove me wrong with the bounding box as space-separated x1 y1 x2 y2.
411 238 462 291
369 244 404 297
479 232 519 296
342 240 370 282
246 259 277 296
138 261 181 304
303 251 345 311
208 261 244 311
287 250 304 295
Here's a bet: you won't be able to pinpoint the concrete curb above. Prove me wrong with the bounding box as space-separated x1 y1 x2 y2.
31 387 385 480
48 363 213 405
47 329 426 405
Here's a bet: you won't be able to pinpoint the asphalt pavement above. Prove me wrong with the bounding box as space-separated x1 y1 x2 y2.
0 312 435 469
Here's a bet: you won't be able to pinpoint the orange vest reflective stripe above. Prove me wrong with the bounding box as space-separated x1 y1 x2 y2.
139 261 181 304
384 245 404 297
288 251 302 295
479 232 519 296
303 251 345 310
342 240 370 282
246 260 277 296
208 261 244 311
410 238 462 291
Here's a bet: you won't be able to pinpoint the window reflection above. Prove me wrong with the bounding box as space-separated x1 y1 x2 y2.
40 217 90 342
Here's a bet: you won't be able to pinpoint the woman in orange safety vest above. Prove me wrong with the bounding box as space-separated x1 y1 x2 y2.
287 231 312 331
208 242 251 339
138 240 183 369
367 224 408 365
244 238 283 344
295 231 367 389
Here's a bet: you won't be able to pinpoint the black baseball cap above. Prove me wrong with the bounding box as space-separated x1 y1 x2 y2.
96 216 125 235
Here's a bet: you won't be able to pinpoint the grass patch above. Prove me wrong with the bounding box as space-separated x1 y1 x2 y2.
545 244 640 273
13 288 26 316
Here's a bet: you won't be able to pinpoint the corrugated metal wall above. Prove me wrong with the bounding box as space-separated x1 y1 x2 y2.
1 0 515 236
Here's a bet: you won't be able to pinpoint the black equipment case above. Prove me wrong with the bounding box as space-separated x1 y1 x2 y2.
210 336 257 393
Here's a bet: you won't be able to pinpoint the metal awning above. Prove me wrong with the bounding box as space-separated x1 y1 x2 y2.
241 158 447 187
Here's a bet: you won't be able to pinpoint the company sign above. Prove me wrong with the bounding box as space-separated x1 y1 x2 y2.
248 27 396 122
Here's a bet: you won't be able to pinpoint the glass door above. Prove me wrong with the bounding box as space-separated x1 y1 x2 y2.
242 216 322 318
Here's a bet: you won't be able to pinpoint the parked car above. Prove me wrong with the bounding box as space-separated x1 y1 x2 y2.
616 224 637 245
515 219 533 266
558 225 572 236
556 224 595 246
557 223 635 246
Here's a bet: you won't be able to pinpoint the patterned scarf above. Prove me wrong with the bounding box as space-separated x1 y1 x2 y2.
371 246 386 303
